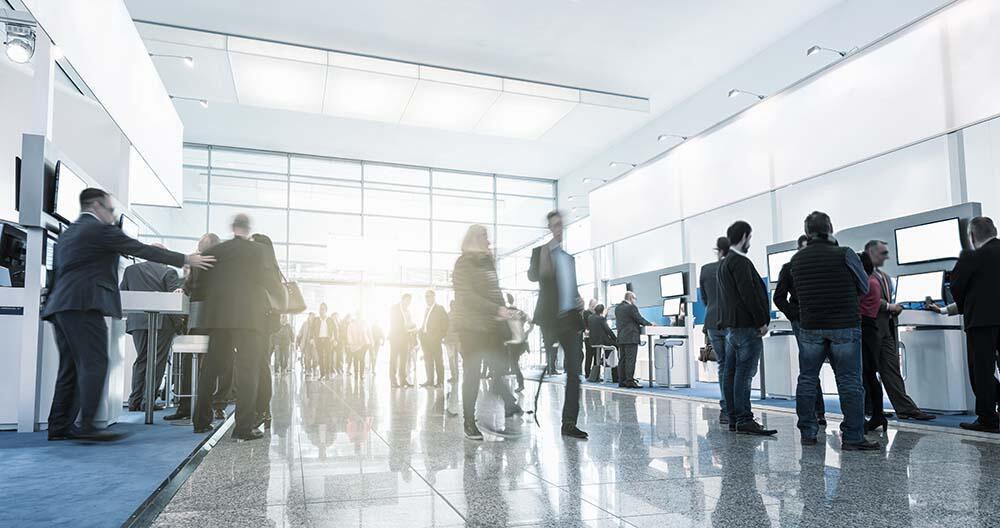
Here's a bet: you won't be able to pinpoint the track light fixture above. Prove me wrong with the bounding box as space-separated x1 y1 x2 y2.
657 134 689 143
170 95 209 108
806 45 852 58
1 10 38 64
728 88 765 101
150 52 195 68
582 177 608 184
608 161 637 169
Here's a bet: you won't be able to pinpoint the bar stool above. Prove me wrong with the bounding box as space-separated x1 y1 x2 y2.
590 345 618 383
170 335 210 420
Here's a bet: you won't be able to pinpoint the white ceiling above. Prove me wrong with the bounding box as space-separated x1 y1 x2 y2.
126 0 843 179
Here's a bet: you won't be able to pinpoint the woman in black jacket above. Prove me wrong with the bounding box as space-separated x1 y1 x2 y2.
452 224 521 440
251 233 283 429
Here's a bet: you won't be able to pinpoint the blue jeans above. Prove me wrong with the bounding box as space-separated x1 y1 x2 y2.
725 328 763 426
796 327 865 443
707 329 731 418
791 322 826 418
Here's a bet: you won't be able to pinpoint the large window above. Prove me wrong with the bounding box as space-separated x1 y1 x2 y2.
135 145 556 286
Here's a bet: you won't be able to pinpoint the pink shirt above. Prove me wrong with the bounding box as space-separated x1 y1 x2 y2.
859 274 881 319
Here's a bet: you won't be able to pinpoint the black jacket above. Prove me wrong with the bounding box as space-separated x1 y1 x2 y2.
951 238 1000 329
452 252 506 337
717 251 769 330
789 237 867 330
309 315 338 342
699 260 722 330
614 302 652 345
120 260 184 333
772 263 799 322
587 314 617 348
420 304 450 342
185 237 283 330
43 214 185 320
528 242 584 333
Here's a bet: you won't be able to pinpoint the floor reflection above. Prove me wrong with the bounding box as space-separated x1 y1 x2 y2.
152 369 1000 527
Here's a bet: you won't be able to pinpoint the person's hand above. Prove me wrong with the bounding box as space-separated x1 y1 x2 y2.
173 288 184 293
924 297 943 314
186 253 216 270
497 306 513 320
758 324 770 337
888 303 904 315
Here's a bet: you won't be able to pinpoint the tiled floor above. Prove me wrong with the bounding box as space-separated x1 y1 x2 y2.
151 371 1000 527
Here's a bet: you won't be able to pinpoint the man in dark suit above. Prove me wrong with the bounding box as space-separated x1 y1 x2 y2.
120 250 184 412
614 291 652 389
389 294 417 387
186 213 282 441
43 188 213 442
582 299 598 379
700 236 730 423
309 303 337 379
419 290 449 387
586 304 616 381
951 217 1000 433
529 210 588 439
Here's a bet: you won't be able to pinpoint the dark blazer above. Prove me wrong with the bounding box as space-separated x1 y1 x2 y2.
699 260 722 330
120 260 183 333
308 315 338 342
717 251 769 329
951 238 1000 329
185 237 283 330
419 304 449 342
528 242 584 333
452 252 506 337
43 214 185 320
614 302 652 345
772 263 799 322
587 313 617 348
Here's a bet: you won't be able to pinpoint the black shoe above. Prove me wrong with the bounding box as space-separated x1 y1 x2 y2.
213 409 225 420
865 416 888 433
561 425 589 439
69 428 124 442
816 415 827 426
232 429 264 441
193 425 213 434
736 420 777 436
464 423 484 441
163 412 190 421
898 411 936 421
47 430 71 441
842 440 881 451
719 413 729 425
800 436 817 446
505 406 525 418
728 423 736 432
960 420 1000 433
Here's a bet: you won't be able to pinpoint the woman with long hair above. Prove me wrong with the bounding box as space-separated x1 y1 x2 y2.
251 232 283 429
451 224 522 440
858 250 887 433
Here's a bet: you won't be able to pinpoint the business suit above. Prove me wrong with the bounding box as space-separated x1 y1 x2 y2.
186 236 283 436
120 260 183 410
529 240 585 426
613 301 652 387
309 315 338 378
951 238 1000 425
419 303 449 386
43 213 185 435
389 303 416 386
871 269 922 416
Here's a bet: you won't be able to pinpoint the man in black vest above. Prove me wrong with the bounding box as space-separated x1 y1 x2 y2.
717 221 774 435
951 217 1000 432
788 211 878 450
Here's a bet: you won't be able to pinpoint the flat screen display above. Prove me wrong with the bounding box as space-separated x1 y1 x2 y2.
894 271 945 304
662 297 682 317
54 161 87 224
659 272 685 298
767 249 796 282
608 283 629 305
894 218 963 265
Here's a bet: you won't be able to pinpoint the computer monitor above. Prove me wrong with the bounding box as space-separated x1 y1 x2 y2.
894 218 963 266
14 155 58 215
53 161 87 224
659 272 685 298
0 223 26 287
894 270 945 304
767 249 796 282
607 282 630 305
662 298 682 317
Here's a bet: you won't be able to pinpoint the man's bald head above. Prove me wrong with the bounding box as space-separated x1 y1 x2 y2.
232 214 252 237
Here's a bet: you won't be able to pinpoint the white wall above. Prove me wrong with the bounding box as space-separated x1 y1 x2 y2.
964 119 1000 221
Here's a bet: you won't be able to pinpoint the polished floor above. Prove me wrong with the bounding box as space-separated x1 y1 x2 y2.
151 370 1000 527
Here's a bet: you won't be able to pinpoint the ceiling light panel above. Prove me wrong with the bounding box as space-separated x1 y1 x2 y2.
229 51 327 113
323 66 417 122
401 79 500 131
477 92 577 140
228 36 326 64
329 51 417 77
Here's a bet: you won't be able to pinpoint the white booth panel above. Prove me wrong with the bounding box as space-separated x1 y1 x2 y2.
611 223 683 278
678 128 772 218
589 156 683 247
686 193 773 277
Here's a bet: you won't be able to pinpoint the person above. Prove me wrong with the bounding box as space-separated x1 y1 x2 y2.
950 216 1000 432
250 232 282 430
586 304 617 382
700 236 731 425
717 220 774 436
186 213 283 441
863 240 935 421
925 299 1000 415
858 251 887 433
443 300 461 383
120 244 184 413
788 211 877 450
672 303 687 327
772 235 826 426
370 322 385 376
345 314 370 379
336 312 350 375
419 290 449 387
614 291 651 389
528 210 588 439
389 294 417 387
582 299 599 379
452 224 521 440
273 315 294 373
44 188 214 442
505 292 534 393
310 304 337 379
298 312 316 375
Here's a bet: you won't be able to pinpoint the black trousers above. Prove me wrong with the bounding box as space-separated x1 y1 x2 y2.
543 317 584 426
874 315 920 415
48 310 107 433
211 348 236 411
257 346 274 417
618 344 639 385
316 337 333 377
583 337 597 379
968 326 1000 424
128 327 175 408
390 339 411 385
861 317 885 421
421 338 445 385
459 332 517 425
194 329 264 434
542 331 560 373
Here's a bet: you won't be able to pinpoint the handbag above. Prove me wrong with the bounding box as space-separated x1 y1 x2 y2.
698 342 718 363
267 269 307 315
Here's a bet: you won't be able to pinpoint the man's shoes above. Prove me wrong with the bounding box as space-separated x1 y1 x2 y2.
193 425 213 434
561 425 589 439
960 420 1000 433
130 403 166 412
505 406 525 418
842 440 881 451
464 423 484 441
163 412 191 421
736 420 778 436
800 435 818 446
816 415 827 426
728 423 736 432
719 412 729 425
69 428 124 442
898 411 936 421
232 429 264 442
213 409 226 420
47 430 71 441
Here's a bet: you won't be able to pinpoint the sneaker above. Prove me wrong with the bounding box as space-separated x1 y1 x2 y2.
464 423 484 441
842 440 881 451
736 420 777 436
960 420 1000 433
232 429 264 442
561 425 589 439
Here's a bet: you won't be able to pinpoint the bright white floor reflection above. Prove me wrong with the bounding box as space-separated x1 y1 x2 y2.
152 368 1000 527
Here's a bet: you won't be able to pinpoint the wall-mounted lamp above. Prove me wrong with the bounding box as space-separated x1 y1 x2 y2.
582 177 608 184
657 134 689 143
170 95 209 108
806 45 852 58
151 52 195 68
728 88 765 100
1 9 38 64
608 161 636 169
